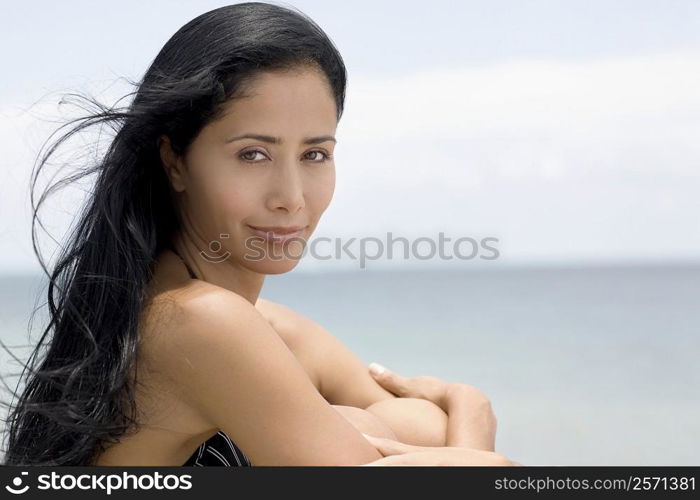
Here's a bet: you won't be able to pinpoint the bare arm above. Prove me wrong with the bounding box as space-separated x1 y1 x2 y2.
442 384 497 450
367 364 498 451
152 289 382 465
248 301 509 465
255 299 448 445
255 298 396 407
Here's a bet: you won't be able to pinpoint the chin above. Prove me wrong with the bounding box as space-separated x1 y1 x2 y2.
248 258 302 275
241 239 308 274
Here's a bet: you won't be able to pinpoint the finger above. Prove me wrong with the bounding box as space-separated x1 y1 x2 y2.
361 433 424 456
361 452 436 466
368 362 408 396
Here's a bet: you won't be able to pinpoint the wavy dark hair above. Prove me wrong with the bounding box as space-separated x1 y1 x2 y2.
0 1 346 466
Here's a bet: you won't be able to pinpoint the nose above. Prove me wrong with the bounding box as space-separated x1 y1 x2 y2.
266 159 305 214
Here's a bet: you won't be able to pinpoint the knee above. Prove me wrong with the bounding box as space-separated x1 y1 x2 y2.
331 404 397 440
365 397 447 447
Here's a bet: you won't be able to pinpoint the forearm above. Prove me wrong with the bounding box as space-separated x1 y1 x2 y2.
364 397 447 446
442 385 496 451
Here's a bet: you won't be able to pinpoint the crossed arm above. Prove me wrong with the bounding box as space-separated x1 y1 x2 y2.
254 298 448 447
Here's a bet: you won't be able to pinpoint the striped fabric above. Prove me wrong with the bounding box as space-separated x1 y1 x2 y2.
183 431 252 467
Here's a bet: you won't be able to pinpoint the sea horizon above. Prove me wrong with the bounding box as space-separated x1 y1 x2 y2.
1 262 698 465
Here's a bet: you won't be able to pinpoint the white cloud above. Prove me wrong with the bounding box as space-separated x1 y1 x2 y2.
305 49 700 271
2 51 699 273
341 49 700 170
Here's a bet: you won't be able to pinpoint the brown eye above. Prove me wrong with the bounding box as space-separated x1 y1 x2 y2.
239 150 267 162
305 150 332 162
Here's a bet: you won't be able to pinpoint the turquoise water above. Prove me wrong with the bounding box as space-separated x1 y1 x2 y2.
1 264 698 465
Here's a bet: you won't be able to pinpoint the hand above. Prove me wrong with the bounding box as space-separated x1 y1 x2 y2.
368 363 491 412
368 362 452 410
361 434 522 466
368 363 497 450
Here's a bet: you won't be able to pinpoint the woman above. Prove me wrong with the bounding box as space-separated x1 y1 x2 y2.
2 2 518 466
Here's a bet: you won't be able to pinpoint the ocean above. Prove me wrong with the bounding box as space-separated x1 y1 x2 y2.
1 264 698 465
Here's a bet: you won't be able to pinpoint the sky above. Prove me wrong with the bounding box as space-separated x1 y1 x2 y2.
1 0 699 273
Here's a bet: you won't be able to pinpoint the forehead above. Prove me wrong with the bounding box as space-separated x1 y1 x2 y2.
210 68 338 137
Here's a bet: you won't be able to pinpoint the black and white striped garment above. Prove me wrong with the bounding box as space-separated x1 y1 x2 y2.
182 431 252 467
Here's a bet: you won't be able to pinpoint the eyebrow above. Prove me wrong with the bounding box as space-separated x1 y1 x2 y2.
225 133 336 145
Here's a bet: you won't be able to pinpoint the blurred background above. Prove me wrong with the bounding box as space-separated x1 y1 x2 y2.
1 0 698 464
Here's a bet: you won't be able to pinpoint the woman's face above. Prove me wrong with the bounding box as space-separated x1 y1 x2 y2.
160 66 337 275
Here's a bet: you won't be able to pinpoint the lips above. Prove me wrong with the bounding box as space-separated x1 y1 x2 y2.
246 224 308 243
247 225 307 234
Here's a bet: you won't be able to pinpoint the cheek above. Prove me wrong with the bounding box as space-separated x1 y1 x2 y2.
308 169 336 212
189 170 256 228
214 184 256 221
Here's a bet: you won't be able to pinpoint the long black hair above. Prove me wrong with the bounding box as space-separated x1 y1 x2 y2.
1 1 347 466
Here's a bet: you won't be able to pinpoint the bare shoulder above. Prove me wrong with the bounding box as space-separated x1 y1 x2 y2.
141 281 266 371
139 284 381 465
254 298 306 345
254 297 339 351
